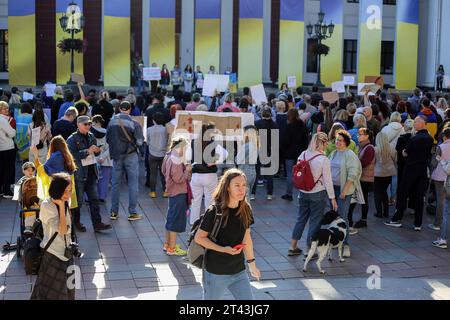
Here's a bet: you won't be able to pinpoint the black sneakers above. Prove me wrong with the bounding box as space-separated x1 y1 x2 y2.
281 194 294 202
288 247 302 256
354 220 367 229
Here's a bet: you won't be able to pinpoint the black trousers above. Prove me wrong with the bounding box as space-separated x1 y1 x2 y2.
393 170 428 227
437 77 444 91
148 155 166 192
0 148 16 195
251 163 274 196
374 176 392 217
348 181 373 226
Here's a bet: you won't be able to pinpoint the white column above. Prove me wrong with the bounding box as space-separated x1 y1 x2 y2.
262 0 271 83
220 0 233 73
180 0 195 69
418 0 439 87
142 0 150 66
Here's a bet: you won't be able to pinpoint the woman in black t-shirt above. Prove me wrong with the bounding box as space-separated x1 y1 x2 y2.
195 169 261 300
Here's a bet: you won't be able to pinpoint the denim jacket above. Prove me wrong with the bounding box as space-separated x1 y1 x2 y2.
67 130 99 182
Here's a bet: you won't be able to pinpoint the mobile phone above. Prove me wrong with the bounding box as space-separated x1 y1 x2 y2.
233 244 246 250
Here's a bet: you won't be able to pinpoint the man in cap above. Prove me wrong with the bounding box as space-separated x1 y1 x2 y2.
67 116 112 232
107 101 145 221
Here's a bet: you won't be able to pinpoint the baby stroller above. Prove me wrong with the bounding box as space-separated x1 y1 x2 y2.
15 177 40 258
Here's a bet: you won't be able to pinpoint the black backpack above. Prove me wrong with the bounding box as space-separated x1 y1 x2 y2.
23 225 58 275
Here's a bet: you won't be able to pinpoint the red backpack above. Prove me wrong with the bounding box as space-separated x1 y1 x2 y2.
292 153 325 191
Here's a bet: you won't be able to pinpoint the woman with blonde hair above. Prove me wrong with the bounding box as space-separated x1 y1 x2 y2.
236 125 259 200
373 131 397 218
161 137 192 256
288 133 338 256
334 109 349 130
195 168 260 300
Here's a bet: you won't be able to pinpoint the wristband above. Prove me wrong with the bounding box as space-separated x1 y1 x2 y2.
246 258 256 264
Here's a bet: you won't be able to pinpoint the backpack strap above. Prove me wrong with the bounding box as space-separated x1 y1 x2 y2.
43 232 58 252
305 152 326 188
209 205 223 243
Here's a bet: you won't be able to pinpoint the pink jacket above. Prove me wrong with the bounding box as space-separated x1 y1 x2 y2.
162 153 190 197
432 140 450 182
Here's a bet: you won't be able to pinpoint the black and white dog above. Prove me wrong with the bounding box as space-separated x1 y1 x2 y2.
303 210 348 274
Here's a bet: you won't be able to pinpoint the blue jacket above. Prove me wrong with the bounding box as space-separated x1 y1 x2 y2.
67 130 99 182
58 101 74 119
44 151 72 176
106 113 144 160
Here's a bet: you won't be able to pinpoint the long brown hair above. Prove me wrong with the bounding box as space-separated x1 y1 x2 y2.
212 168 253 229
47 136 77 173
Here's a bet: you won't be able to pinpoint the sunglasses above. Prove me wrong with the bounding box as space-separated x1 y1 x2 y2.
82 123 92 127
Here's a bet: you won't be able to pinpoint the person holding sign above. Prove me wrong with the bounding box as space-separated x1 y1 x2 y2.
0 101 16 198
194 65 204 93
67 116 112 233
277 83 289 98
160 64 171 90
183 65 194 93
171 65 182 93
27 104 52 164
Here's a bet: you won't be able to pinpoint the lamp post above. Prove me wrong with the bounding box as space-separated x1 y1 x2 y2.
306 11 334 87
59 2 84 84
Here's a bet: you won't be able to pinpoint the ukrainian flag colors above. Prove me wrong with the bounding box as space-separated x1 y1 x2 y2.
395 0 419 90
104 0 131 87
149 0 176 68
195 0 221 72
56 0 84 85
279 0 304 87
238 0 264 88
320 0 343 87
358 0 383 83
8 1 36 86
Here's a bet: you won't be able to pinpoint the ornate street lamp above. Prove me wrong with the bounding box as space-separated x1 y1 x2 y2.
307 11 334 87
59 2 84 83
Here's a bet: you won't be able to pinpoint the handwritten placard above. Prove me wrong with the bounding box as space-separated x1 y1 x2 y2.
250 84 268 105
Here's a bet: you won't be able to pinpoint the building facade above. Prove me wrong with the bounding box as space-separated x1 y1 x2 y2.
1 0 449 89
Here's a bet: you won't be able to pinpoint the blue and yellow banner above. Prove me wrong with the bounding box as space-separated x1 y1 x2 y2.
195 0 221 73
104 0 131 87
395 0 419 90
149 0 176 68
8 0 36 86
321 0 343 87
238 0 264 88
279 0 304 87
56 0 84 85
358 0 383 83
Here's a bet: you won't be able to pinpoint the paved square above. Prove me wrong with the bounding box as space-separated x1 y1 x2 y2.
1 175 450 300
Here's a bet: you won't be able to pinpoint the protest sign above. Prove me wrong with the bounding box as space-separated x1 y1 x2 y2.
444 75 450 89
287 76 297 89
332 81 346 93
143 67 161 81
31 127 41 147
45 83 56 97
358 83 379 96
71 73 85 84
23 92 34 101
202 74 230 96
175 111 254 141
343 76 355 85
322 92 339 104
250 84 268 105
364 76 384 88
131 116 148 142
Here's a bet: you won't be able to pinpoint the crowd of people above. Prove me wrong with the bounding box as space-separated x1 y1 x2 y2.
1 71 450 300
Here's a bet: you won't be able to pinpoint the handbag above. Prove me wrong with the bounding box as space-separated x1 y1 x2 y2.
187 205 223 269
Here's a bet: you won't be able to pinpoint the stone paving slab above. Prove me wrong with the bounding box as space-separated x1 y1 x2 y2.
1 174 450 300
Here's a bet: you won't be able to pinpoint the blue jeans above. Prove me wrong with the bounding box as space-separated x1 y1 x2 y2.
111 153 139 215
239 165 256 199
202 270 254 300
285 159 295 196
440 197 450 240
291 190 327 248
74 177 102 226
334 185 351 245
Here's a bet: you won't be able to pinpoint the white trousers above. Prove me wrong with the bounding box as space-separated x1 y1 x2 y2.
190 173 218 225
